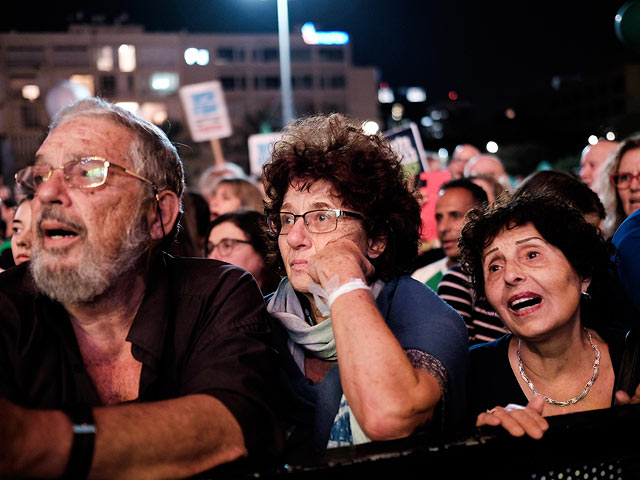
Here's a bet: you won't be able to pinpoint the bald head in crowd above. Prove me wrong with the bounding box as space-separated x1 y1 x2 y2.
448 144 480 179
464 153 507 184
580 140 620 193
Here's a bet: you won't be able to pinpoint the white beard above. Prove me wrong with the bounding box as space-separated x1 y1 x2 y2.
30 204 151 305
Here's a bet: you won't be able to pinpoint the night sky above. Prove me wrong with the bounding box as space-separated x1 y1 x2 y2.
0 0 634 115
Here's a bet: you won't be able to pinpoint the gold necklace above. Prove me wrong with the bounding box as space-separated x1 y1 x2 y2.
517 328 600 407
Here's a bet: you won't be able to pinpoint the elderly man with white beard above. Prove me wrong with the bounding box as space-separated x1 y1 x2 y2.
0 98 282 478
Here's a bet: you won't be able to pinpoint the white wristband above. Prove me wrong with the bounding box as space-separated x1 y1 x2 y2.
327 278 371 308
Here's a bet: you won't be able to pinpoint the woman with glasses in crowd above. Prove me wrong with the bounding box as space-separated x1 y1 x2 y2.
261 113 468 456
598 136 640 239
205 208 280 295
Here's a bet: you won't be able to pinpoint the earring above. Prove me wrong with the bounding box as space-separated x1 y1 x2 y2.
581 291 592 301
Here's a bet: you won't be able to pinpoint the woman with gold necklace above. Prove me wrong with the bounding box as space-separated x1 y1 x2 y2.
459 193 639 438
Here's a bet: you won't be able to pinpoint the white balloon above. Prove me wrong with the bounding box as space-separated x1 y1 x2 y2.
45 80 91 119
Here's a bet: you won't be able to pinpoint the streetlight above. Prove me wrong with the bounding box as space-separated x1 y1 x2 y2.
276 0 295 126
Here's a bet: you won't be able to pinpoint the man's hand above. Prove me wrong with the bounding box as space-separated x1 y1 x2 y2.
476 395 549 439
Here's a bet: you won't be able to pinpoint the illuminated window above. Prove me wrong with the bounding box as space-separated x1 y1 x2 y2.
141 102 168 125
22 84 40 101
118 44 136 72
150 72 179 94
184 48 210 66
97 46 114 72
69 74 95 96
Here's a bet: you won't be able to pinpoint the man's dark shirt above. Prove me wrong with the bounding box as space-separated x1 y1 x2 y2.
0 253 282 458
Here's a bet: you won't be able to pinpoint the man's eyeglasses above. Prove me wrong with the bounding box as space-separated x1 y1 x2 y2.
610 172 640 190
267 209 363 236
207 238 252 257
15 157 157 193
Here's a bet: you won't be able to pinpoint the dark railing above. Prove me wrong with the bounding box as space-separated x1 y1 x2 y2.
205 404 640 479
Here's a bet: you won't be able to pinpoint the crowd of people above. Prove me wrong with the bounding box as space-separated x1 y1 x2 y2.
0 97 638 478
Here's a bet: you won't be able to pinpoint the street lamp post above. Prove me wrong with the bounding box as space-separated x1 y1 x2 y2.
276 0 295 126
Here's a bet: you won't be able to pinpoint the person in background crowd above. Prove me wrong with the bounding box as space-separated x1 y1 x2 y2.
168 190 210 257
612 208 640 313
206 208 281 295
412 178 487 291
460 193 638 439
448 144 480 179
262 113 467 456
433 179 506 344
10 196 33 265
464 153 510 190
470 173 506 204
580 139 619 194
516 170 605 229
207 176 265 221
0 97 282 478
600 136 640 239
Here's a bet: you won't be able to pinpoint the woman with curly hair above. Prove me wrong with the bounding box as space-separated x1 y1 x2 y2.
459 193 638 439
262 113 468 455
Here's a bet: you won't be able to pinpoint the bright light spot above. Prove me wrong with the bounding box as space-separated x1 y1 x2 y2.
486 141 499 153
150 73 179 94
378 87 394 103
118 44 136 72
438 148 449 159
406 87 426 103
184 48 199 66
152 77 170 91
505 108 516 119
448 90 458 101
420 116 433 127
196 49 210 66
391 103 404 121
97 46 114 71
431 110 441 121
70 75 95 96
588 135 598 145
362 120 380 135
141 102 168 125
615 14 622 22
606 131 616 141
301 22 349 45
116 102 140 114
22 84 40 101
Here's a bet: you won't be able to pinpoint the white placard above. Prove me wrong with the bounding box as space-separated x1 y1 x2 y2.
248 132 284 177
179 80 232 142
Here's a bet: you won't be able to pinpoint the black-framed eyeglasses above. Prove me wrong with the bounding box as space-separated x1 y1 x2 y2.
15 156 158 193
610 172 640 190
266 209 363 236
206 238 252 257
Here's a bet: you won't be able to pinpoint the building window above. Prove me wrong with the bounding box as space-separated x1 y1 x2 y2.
6 46 45 68
150 72 179 95
99 75 116 96
290 48 311 63
21 104 40 128
97 46 114 71
318 48 344 62
118 44 136 72
322 75 346 89
253 48 279 62
254 76 281 90
292 75 313 89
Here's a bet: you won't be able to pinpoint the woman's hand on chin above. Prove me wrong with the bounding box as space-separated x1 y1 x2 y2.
307 238 374 287
476 395 549 439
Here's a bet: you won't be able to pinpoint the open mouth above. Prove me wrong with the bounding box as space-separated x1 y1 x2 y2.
44 227 78 240
508 295 542 312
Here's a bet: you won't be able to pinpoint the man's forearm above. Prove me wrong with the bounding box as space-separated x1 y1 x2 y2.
3 394 246 479
92 394 246 479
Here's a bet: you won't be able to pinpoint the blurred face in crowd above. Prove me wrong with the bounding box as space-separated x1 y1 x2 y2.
616 147 640 218
11 199 33 265
435 187 475 263
208 183 241 221
448 144 479 179
207 221 265 287
580 141 618 192
482 223 589 341
464 154 506 181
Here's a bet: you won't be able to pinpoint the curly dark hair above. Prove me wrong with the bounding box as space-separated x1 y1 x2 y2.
458 192 613 326
261 113 422 281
